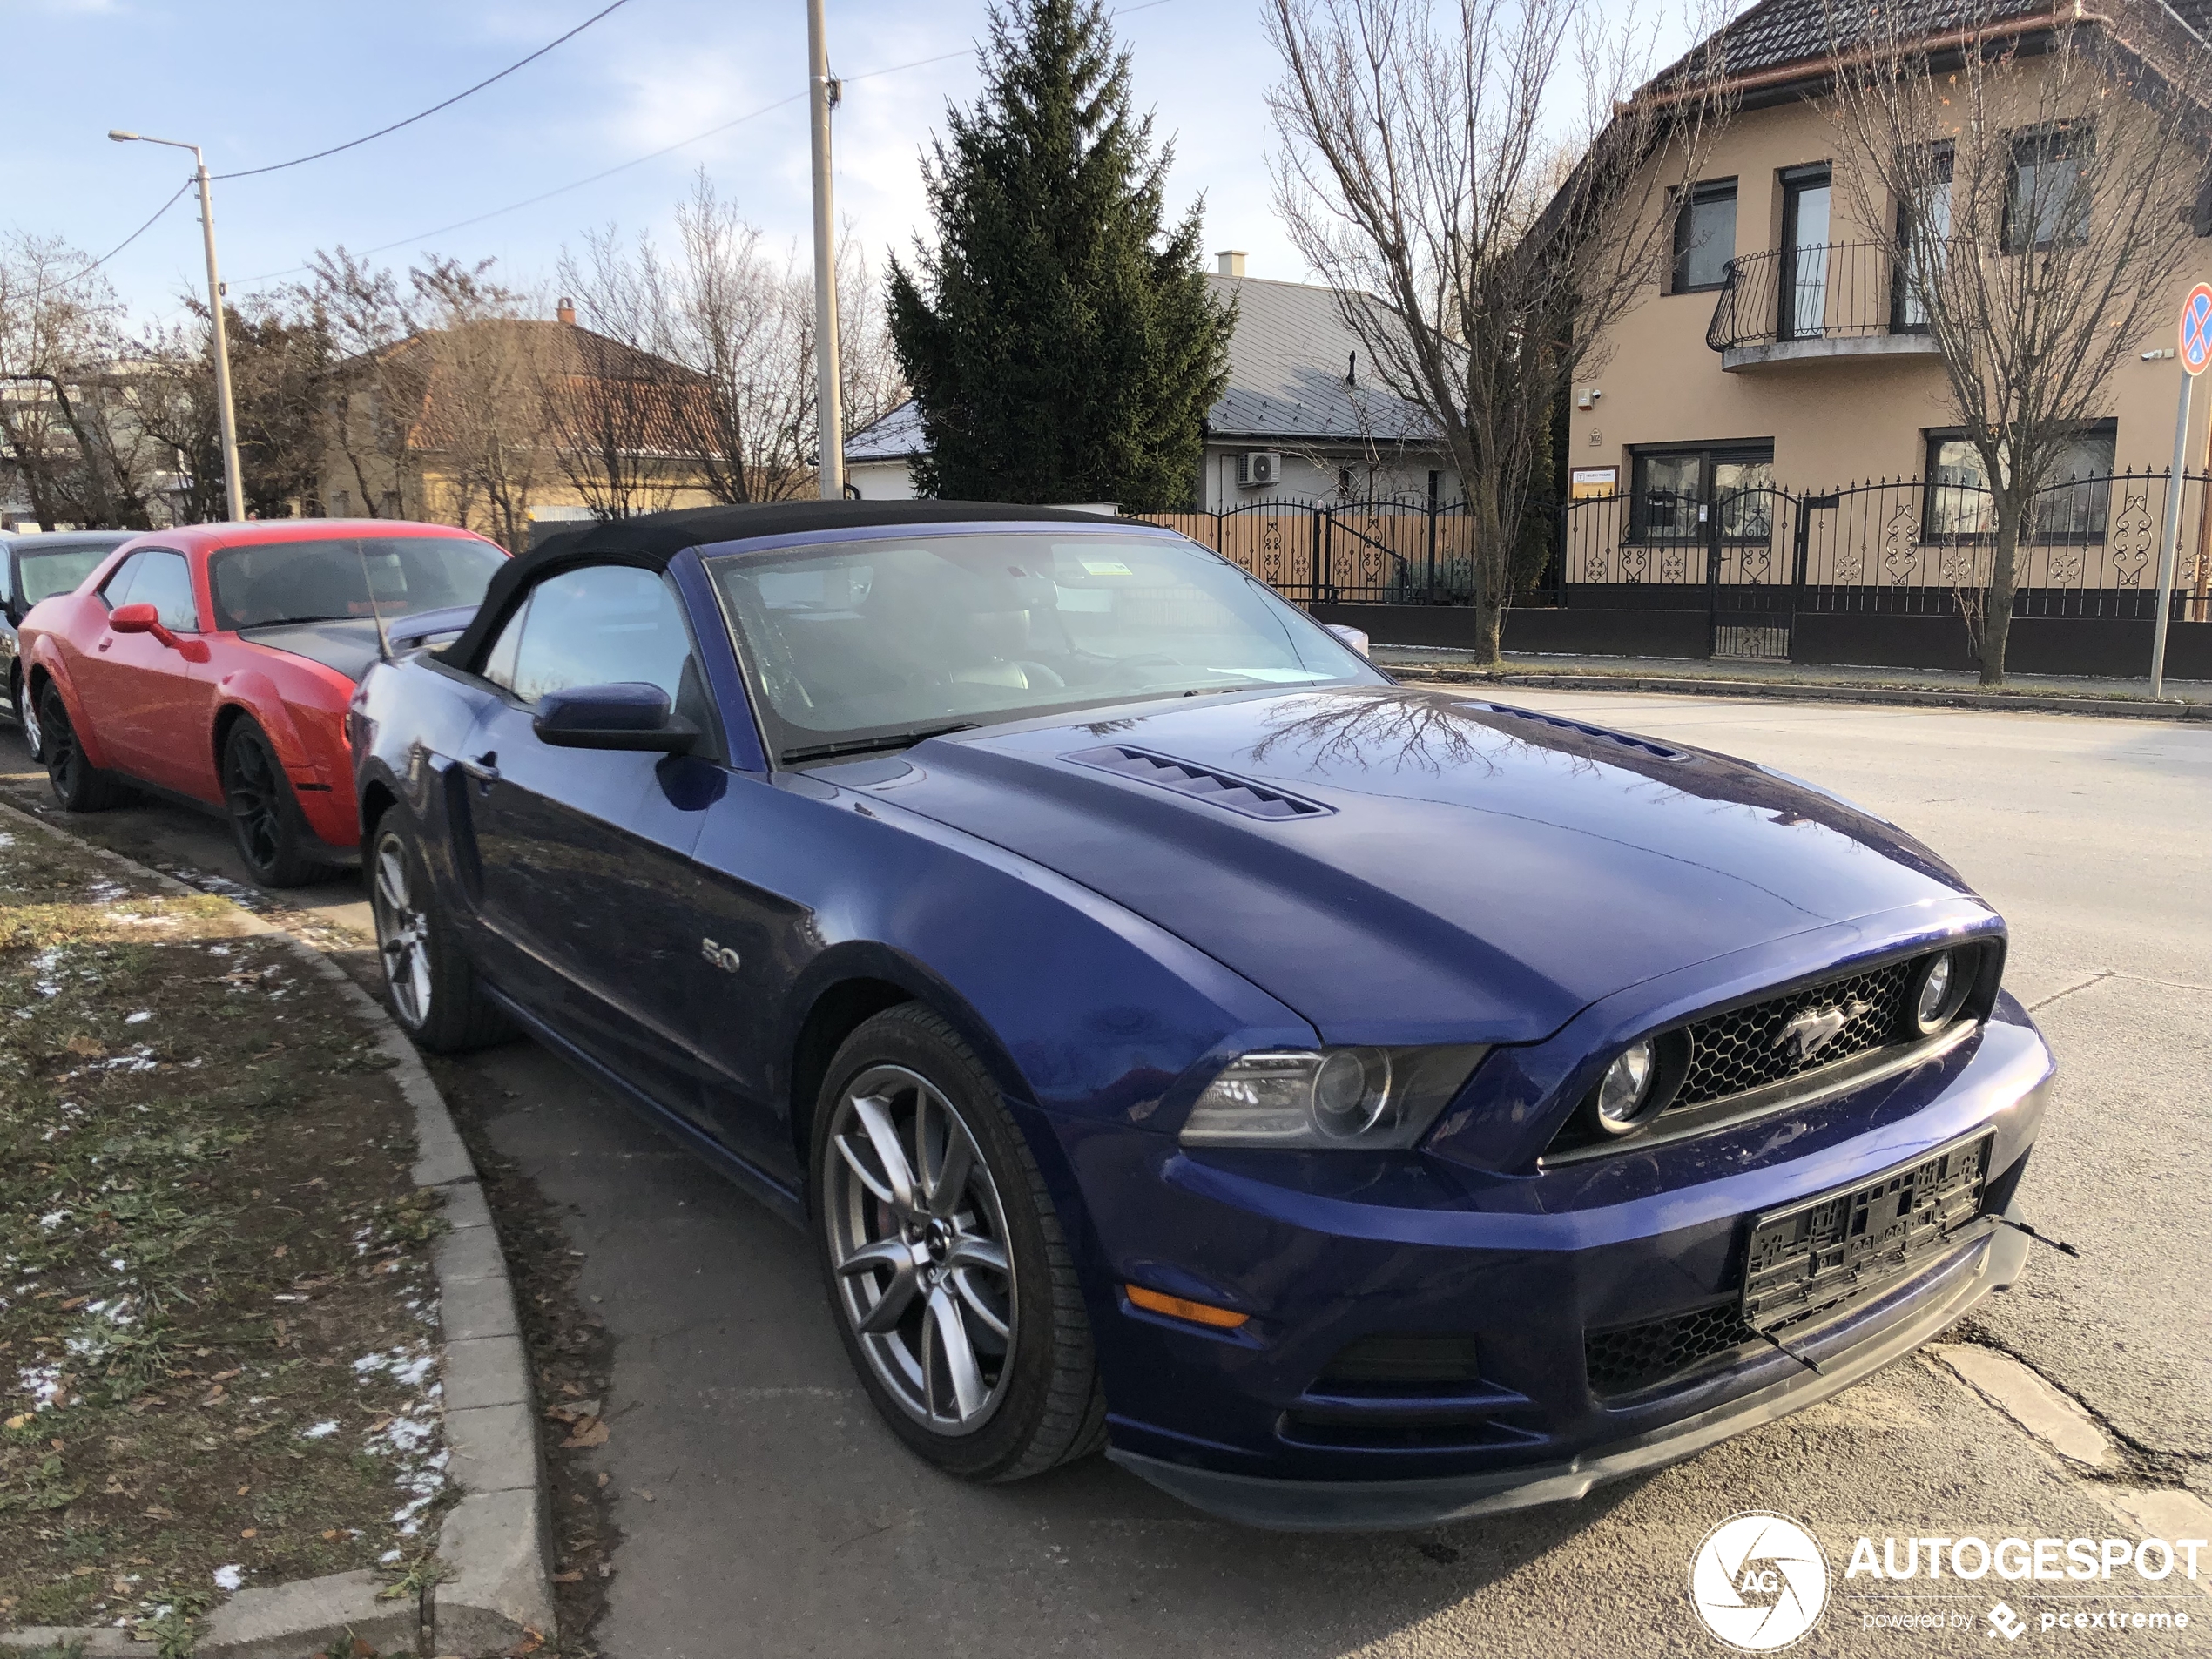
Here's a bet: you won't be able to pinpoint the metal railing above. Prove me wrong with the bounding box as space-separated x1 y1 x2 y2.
1706 241 1925 353
1554 470 2212 624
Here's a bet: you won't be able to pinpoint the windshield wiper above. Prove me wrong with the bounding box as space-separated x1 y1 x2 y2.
780 722 980 766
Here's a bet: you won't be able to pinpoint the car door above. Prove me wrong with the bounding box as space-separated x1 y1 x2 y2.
455 561 729 1117
72 548 216 796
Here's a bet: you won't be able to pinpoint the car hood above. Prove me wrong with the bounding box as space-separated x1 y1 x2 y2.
239 618 385 682
871 685 1983 1045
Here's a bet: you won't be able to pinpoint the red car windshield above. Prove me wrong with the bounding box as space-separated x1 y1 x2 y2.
209 536 505 631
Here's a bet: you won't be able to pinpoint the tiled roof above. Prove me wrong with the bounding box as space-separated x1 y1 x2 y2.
845 273 1442 462
1669 0 2210 86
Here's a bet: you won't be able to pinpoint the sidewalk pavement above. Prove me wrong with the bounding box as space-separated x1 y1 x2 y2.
1374 646 2212 718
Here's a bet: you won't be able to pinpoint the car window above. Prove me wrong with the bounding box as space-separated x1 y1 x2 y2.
485 564 709 726
99 551 150 611
208 536 505 631
123 550 199 632
17 542 121 606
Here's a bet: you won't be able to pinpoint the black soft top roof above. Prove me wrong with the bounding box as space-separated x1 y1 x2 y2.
439 498 1130 669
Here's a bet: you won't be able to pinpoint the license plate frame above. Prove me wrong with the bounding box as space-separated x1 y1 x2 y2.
1740 1129 1996 1335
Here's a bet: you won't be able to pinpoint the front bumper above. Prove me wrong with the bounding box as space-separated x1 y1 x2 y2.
1060 1002 2052 1529
1109 1204 2031 1530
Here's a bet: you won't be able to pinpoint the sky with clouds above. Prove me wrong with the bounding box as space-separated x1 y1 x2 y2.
3 0 1334 327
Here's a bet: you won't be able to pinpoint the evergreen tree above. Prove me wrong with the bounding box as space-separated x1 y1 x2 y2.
887 0 1231 511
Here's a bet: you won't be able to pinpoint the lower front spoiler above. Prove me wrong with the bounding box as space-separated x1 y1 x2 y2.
1108 1206 2033 1533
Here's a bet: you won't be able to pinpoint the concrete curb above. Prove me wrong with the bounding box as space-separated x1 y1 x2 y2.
1381 661 2212 721
0 804 554 1659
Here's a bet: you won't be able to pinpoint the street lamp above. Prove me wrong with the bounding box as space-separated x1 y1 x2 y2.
109 129 246 523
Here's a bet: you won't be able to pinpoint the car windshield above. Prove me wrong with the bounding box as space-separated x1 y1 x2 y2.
18 543 119 605
706 529 1381 763
209 536 505 631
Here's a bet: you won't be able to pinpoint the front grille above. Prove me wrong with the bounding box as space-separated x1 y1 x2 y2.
1671 957 1915 1109
1584 1302 1756 1397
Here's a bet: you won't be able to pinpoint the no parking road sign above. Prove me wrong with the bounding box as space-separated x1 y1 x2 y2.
2182 282 2212 375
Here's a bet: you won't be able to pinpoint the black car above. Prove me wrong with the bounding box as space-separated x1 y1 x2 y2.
3 529 135 759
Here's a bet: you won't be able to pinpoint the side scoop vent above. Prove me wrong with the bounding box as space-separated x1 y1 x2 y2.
1478 702 1685 761
1061 745 1332 822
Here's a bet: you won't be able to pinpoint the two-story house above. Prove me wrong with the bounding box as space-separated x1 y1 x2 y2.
1546 0 2212 675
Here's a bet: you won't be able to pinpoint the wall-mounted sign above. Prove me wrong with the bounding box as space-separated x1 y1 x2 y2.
1570 466 1618 500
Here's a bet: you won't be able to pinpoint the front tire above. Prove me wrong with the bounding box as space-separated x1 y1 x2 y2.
811 1004 1106 1482
222 718 326 888
368 806 512 1053
40 684 127 812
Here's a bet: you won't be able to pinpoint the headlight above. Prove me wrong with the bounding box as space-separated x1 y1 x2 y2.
1902 948 1973 1036
1178 1045 1487 1150
1593 1040 1656 1133
1581 1030 1689 1139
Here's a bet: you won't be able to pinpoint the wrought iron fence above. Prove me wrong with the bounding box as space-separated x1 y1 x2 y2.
1553 470 2210 617
1134 473 2212 646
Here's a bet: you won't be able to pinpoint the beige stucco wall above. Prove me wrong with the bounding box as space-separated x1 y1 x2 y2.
1572 91 2211 492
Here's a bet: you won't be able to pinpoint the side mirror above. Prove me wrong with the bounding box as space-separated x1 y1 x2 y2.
107 600 210 661
1325 623 1372 658
531 681 698 753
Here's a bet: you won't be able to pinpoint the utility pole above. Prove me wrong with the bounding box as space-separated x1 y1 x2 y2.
110 131 246 522
806 0 846 500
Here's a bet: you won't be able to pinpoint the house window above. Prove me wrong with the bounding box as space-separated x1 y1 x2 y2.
1922 423 2115 541
1630 444 1775 542
1892 145 1954 332
1672 180 1738 293
1337 468 1353 497
2005 125 2093 253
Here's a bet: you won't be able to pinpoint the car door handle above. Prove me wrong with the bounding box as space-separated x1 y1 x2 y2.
458 751 500 784
98 638 113 651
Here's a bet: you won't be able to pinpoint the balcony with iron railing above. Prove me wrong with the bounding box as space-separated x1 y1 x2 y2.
1705 241 1945 371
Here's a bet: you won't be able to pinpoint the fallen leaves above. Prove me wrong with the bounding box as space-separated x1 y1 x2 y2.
558 1417 608 1450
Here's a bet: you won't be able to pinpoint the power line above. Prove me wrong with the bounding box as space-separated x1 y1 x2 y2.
210 0 637 181
26 178 194 300
228 0 1184 288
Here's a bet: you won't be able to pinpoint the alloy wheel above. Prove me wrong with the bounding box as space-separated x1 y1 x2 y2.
370 832 433 1029
16 676 37 755
824 1065 1018 1435
226 732 285 872
44 698 82 796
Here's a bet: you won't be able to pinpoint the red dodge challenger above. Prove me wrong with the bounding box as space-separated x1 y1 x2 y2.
19 520 507 886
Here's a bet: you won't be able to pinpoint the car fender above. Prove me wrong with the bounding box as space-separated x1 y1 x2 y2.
22 635 117 770
212 670 326 786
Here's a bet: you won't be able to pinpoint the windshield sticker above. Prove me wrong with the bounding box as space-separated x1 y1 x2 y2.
1079 559 1134 577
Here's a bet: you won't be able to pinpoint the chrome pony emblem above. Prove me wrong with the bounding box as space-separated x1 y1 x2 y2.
1774 998 1870 1062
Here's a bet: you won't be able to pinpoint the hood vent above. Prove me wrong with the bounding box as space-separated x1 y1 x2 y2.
1479 703 1684 761
1061 745 1332 822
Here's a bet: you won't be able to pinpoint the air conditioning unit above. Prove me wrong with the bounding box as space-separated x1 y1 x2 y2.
1236 451 1284 489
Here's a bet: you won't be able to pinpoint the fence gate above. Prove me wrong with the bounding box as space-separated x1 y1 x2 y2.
1709 483 1797 659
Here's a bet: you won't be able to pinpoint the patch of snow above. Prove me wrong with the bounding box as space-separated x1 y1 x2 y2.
212 1564 244 1592
380 1549 401 1564
300 1420 340 1440
38 1211 65 1230
125 1010 152 1024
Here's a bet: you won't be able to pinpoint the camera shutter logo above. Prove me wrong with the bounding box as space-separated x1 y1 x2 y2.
1688 1512 1830 1650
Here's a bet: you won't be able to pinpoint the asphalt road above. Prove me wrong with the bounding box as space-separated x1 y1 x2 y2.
3 694 2206 1659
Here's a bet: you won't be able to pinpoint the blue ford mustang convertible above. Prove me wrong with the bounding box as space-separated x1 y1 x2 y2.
349 501 2052 1528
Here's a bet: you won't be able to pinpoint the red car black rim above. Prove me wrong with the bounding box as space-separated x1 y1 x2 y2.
226 736 284 870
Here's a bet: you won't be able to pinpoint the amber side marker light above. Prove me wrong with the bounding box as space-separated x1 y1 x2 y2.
1125 1284 1250 1329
